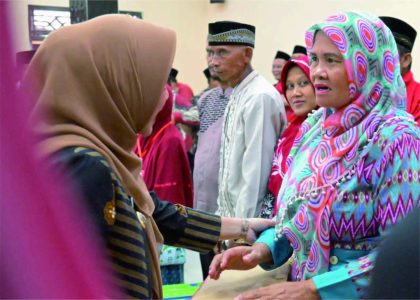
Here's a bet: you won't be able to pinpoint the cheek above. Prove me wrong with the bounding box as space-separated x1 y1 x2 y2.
285 90 292 101
310 67 316 82
304 86 316 101
338 70 350 97
305 88 317 109
231 55 245 69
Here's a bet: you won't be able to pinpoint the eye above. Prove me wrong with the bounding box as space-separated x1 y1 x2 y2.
285 83 294 90
327 57 336 64
309 55 318 65
298 80 310 87
218 49 228 57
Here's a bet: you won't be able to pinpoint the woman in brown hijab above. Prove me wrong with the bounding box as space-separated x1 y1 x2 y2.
25 15 274 298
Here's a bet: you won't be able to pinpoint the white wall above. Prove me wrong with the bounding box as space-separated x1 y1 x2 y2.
9 0 420 92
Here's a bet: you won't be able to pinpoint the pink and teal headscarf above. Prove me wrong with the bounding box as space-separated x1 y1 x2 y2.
275 11 413 280
296 11 408 191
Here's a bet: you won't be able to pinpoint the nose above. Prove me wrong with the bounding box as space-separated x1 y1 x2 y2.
291 85 303 98
311 63 327 81
209 55 220 68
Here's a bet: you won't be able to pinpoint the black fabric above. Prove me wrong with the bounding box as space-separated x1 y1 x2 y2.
169 68 178 80
368 208 420 299
275 50 290 60
380 16 417 51
51 146 221 297
292 45 307 55
208 20 255 35
149 191 188 244
203 67 211 80
51 147 152 298
50 147 114 238
200 251 215 279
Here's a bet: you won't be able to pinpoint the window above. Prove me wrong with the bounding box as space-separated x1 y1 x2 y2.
119 11 143 19
28 5 71 47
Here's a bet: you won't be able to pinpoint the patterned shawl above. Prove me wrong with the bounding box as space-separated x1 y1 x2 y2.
275 11 409 280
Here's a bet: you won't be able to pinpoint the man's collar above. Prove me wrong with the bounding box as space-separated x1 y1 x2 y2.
232 70 258 93
403 70 413 83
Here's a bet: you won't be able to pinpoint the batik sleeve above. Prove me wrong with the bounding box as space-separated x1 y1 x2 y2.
151 192 221 253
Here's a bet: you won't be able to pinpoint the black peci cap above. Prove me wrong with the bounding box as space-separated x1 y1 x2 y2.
292 45 307 55
380 16 417 51
169 68 178 79
208 21 256 48
275 50 290 60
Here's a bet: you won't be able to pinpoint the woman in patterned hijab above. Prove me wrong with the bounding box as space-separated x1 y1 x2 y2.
209 11 419 299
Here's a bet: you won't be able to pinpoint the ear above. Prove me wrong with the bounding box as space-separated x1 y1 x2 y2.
244 47 253 63
400 52 412 70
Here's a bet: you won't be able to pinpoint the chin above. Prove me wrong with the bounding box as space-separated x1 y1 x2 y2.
315 96 333 109
141 127 153 137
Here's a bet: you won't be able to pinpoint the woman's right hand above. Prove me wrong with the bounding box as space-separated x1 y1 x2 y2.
208 243 271 280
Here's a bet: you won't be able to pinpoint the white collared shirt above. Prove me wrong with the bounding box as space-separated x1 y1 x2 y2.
217 70 286 218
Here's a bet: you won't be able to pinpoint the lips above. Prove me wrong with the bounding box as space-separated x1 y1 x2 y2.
292 99 306 106
315 83 331 95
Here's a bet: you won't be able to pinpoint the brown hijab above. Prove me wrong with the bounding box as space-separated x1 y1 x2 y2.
26 14 176 298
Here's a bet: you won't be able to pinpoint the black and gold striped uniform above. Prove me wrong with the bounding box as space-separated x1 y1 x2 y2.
51 147 221 299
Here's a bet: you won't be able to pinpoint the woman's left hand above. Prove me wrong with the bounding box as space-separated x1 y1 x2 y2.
234 279 320 300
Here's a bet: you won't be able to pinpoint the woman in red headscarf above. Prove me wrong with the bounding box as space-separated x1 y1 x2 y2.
136 84 193 208
260 55 318 218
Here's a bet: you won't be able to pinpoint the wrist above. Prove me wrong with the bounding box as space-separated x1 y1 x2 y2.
220 217 248 241
238 219 249 241
253 242 272 264
235 218 249 242
305 279 320 299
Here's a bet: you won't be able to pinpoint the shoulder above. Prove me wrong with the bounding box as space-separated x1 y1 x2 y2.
50 147 114 195
163 128 185 143
242 89 282 112
198 88 221 106
253 74 280 95
367 116 419 171
378 115 419 145
53 146 111 170
241 75 281 104
157 128 186 151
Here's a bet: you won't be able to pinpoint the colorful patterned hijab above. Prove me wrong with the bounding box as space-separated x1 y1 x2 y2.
275 11 409 279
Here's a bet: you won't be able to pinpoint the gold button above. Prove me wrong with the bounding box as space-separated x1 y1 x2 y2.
330 255 339 265
136 211 147 229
